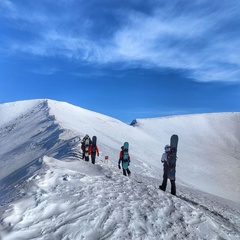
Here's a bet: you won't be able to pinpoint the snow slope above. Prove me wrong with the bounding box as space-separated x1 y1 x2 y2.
48 100 240 203
0 99 240 239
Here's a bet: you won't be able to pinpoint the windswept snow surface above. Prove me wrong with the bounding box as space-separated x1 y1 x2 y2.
0 99 240 239
47 100 240 203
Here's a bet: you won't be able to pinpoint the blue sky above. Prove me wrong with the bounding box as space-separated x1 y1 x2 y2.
0 0 240 123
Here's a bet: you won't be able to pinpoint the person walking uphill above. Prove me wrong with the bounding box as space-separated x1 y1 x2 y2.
81 134 92 161
88 143 99 164
159 144 176 195
118 144 131 177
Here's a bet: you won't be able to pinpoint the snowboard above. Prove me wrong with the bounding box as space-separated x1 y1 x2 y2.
92 136 97 145
122 142 129 170
167 134 178 180
91 136 97 154
84 137 90 161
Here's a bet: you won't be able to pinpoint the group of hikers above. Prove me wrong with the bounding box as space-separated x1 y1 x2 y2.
80 135 99 164
80 134 176 195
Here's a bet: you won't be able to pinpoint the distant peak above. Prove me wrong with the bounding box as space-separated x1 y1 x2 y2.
130 119 138 127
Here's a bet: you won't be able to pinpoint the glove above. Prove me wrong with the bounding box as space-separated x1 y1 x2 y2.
97 153 99 157
118 165 121 169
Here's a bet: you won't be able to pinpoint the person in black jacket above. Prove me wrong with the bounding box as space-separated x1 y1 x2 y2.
159 144 176 195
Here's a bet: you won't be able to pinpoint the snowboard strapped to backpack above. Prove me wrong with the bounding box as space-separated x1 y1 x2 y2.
122 142 129 169
91 136 97 153
167 148 177 167
167 134 178 180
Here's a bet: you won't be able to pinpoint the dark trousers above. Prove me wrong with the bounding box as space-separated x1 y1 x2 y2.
91 154 96 164
160 163 176 195
81 149 85 159
123 168 131 176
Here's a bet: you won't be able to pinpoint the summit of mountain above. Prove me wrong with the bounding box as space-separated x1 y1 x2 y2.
0 99 239 204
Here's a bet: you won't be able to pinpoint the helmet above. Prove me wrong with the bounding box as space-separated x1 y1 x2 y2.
164 144 170 152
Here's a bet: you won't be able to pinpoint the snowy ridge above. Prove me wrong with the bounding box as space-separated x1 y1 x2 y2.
0 99 240 239
0 100 81 206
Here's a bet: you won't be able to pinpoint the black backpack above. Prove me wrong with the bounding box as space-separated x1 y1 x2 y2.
167 148 177 168
92 145 96 153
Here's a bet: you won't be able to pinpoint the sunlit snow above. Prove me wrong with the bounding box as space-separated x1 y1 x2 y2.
0 99 239 239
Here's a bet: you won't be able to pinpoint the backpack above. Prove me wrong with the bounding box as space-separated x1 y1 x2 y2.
91 145 96 153
122 150 129 163
85 138 89 146
167 148 177 168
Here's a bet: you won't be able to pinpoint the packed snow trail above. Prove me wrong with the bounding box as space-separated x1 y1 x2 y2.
1 157 239 240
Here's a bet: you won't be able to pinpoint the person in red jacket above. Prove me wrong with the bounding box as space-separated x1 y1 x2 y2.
118 146 131 176
88 144 99 164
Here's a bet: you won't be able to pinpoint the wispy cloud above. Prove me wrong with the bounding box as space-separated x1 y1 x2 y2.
112 4 240 82
29 67 59 75
1 0 240 83
0 0 15 14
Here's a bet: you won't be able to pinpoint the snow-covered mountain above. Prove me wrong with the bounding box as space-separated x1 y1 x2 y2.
0 99 240 239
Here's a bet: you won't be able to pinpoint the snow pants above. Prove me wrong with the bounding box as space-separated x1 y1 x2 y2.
160 163 176 195
123 168 131 176
91 154 96 164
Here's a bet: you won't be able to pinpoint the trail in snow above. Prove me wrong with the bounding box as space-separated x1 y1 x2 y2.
1 156 239 240
1 99 240 239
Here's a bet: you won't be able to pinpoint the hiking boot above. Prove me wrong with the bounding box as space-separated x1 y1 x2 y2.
159 186 165 191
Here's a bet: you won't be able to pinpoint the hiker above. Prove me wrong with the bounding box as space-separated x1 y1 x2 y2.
159 144 176 195
88 143 99 164
118 146 131 177
80 140 86 159
81 135 91 161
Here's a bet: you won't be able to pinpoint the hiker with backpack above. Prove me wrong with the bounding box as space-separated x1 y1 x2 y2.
81 134 92 161
159 144 176 195
118 145 131 177
88 141 99 164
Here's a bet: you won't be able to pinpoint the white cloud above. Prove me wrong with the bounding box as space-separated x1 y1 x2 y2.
2 1 240 83
110 10 240 82
29 67 59 75
0 0 15 12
